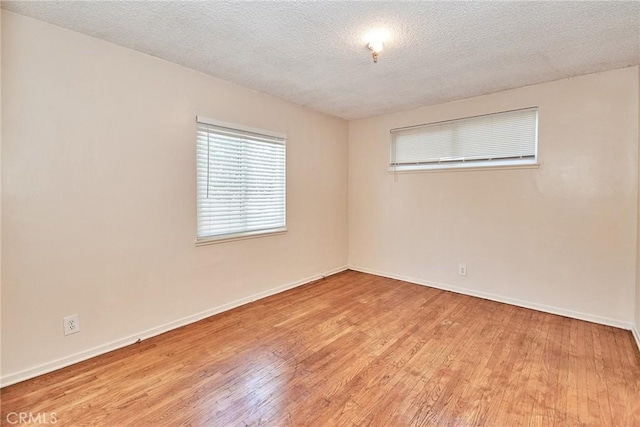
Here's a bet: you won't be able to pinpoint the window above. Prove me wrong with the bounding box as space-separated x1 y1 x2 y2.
390 107 538 172
196 117 286 243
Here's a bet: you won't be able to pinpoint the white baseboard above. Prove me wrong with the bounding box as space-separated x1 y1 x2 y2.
632 325 640 353
0 265 348 388
349 265 634 331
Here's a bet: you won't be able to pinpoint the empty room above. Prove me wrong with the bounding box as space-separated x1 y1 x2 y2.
1 1 639 426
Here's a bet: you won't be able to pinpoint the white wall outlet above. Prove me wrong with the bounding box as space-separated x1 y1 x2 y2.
458 264 467 276
63 314 80 336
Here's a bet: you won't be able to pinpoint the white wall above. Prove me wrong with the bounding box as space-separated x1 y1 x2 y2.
1 11 348 383
349 67 639 328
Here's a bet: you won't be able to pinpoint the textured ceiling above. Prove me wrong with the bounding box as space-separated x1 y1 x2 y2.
3 1 639 120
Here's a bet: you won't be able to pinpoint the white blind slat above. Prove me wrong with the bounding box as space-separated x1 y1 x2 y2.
390 107 538 170
197 119 286 240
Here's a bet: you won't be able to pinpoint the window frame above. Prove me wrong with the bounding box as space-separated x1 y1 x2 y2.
195 116 287 246
389 107 539 173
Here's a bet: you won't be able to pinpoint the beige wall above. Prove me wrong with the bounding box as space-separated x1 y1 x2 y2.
1 11 348 382
637 66 640 338
349 67 639 327
0 10 3 375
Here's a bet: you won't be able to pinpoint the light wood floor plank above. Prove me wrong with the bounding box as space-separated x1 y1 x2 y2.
2 270 639 426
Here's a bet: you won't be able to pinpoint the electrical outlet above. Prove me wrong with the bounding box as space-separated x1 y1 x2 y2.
63 314 80 336
458 264 467 276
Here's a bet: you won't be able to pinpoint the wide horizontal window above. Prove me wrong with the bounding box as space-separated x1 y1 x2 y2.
390 107 538 171
196 117 286 243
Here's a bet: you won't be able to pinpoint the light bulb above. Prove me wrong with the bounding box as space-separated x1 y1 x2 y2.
368 40 384 54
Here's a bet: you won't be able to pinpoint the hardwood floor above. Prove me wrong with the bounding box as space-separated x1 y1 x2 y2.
2 270 639 426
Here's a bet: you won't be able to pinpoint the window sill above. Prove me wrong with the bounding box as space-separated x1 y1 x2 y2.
388 162 540 174
195 227 287 246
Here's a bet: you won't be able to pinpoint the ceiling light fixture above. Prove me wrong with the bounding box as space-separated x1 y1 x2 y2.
364 28 390 64
367 40 384 64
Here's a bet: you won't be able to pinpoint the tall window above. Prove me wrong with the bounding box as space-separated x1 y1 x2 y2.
196 117 286 243
390 107 538 171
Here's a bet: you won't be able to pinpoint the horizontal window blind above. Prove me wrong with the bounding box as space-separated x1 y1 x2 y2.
390 107 538 171
197 119 286 241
